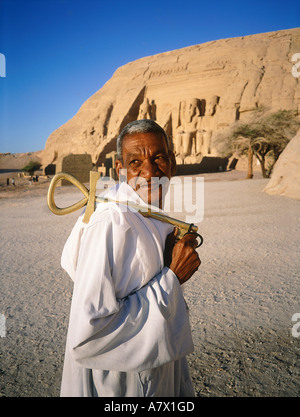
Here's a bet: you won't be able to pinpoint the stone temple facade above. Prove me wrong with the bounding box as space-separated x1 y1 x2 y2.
41 28 300 177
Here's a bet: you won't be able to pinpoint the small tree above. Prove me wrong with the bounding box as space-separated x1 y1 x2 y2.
260 110 299 176
214 110 300 179
22 160 42 176
231 125 265 179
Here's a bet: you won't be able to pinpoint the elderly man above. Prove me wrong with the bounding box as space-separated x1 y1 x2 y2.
60 119 201 397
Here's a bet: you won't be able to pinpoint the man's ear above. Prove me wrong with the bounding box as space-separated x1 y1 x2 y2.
169 151 177 176
115 159 123 179
115 159 127 182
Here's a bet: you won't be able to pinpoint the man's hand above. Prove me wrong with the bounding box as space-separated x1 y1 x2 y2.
164 228 201 285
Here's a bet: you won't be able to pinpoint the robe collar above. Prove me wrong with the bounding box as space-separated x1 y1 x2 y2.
98 180 167 215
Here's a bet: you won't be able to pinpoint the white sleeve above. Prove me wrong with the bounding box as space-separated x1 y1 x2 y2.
66 215 194 372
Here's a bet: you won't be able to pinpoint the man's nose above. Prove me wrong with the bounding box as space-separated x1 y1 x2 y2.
141 159 159 181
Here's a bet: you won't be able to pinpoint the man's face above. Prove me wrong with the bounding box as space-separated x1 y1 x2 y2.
115 132 176 207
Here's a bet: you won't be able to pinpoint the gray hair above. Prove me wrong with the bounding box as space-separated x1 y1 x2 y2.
116 119 169 161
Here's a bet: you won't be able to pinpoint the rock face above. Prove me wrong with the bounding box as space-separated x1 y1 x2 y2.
264 129 300 199
41 28 300 169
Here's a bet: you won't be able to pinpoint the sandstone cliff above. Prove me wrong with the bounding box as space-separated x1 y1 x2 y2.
41 27 300 169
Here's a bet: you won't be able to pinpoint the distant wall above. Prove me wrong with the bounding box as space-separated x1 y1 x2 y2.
175 156 228 176
53 154 94 185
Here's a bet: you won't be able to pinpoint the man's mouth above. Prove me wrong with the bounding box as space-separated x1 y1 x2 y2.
128 176 170 208
133 177 161 191
137 181 160 190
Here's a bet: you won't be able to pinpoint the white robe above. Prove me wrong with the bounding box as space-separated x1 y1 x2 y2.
60 181 195 397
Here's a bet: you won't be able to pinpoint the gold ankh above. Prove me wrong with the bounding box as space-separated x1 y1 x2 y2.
47 171 203 247
47 171 100 223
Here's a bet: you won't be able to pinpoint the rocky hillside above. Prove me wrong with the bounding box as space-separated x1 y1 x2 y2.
41 27 300 168
0 151 43 171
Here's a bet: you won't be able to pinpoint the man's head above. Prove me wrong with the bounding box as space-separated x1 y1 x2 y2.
115 119 176 207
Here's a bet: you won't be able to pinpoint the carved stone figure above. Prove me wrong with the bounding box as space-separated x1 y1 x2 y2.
138 97 154 120
174 98 201 164
197 95 219 155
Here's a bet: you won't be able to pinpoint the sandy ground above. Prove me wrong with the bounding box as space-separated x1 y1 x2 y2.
0 170 299 397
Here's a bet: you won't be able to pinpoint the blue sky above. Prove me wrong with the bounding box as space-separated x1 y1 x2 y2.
0 0 299 154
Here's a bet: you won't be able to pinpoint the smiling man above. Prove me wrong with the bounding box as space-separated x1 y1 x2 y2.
115 120 176 208
60 119 201 397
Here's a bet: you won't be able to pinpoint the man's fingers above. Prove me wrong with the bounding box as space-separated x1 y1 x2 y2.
182 233 199 249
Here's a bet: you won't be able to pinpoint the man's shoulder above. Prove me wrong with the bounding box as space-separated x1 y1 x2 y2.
85 204 114 228
85 202 135 229
84 181 147 231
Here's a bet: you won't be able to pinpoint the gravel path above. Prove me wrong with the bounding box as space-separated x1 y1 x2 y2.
0 172 299 397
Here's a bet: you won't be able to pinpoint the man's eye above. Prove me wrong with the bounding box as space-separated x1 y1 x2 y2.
155 155 167 163
129 159 141 166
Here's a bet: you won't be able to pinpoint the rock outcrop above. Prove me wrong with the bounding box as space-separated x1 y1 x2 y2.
264 129 300 199
41 27 300 169
0 151 43 170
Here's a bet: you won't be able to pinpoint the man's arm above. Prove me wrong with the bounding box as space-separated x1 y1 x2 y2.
66 216 194 372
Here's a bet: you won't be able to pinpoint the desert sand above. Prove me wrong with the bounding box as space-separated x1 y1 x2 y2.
0 170 299 397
